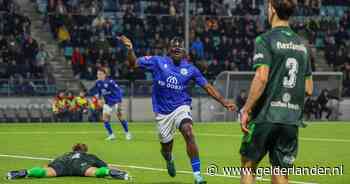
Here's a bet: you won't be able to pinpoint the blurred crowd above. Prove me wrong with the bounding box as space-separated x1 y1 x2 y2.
0 0 54 95
52 89 102 122
41 0 349 82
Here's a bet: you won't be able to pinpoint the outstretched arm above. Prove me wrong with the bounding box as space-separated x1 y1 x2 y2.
203 84 236 111
118 36 137 69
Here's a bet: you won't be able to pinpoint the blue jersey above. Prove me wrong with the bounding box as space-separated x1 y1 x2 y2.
137 56 208 114
89 79 122 106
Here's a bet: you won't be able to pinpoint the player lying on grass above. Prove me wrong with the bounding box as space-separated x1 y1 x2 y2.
7 143 130 180
120 36 236 184
239 0 314 184
88 68 132 141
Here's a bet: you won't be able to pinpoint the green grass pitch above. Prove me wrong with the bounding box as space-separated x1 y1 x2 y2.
0 122 349 184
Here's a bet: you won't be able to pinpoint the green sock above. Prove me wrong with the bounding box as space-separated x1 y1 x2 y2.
95 167 110 178
27 167 47 178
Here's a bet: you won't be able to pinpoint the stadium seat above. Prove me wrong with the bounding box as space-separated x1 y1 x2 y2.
41 104 53 122
17 105 29 122
6 105 18 122
0 105 6 122
28 104 42 122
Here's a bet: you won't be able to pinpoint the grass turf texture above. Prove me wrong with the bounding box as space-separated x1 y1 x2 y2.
0 122 348 184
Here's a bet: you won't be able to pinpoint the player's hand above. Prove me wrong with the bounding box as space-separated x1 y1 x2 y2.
240 108 250 134
223 100 236 112
118 35 133 50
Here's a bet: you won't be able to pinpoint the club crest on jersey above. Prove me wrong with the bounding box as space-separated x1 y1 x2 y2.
180 68 188 76
166 76 178 85
104 83 108 88
164 64 168 68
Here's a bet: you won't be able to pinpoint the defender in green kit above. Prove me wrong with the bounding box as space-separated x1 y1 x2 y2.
239 0 314 184
6 143 130 181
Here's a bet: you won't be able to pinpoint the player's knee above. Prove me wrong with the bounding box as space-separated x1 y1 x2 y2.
102 114 110 122
117 113 124 121
180 120 195 142
241 156 257 170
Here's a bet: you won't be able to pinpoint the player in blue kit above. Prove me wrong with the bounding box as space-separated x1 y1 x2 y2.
120 36 236 184
89 68 132 141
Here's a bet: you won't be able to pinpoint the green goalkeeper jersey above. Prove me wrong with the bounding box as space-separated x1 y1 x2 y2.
251 26 312 126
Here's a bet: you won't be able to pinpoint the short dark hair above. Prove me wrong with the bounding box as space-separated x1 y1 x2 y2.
72 143 88 153
270 0 296 20
97 67 108 74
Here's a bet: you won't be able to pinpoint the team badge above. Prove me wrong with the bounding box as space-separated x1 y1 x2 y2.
180 68 188 76
282 93 291 103
164 64 168 68
104 83 108 88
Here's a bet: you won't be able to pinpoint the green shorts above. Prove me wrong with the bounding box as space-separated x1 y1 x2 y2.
240 122 299 168
48 160 91 176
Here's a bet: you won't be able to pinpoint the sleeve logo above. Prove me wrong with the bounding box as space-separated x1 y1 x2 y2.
253 53 264 61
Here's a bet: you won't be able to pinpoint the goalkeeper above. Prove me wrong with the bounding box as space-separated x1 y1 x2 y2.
7 143 130 181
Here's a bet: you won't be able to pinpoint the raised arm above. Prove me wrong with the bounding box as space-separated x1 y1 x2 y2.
203 84 236 111
118 36 137 69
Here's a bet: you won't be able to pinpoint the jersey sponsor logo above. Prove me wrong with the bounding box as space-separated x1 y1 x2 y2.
101 89 111 96
253 53 264 61
164 64 168 68
180 68 188 76
157 76 184 90
270 101 300 110
276 41 307 53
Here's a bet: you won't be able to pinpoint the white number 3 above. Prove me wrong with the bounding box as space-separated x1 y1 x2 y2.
283 58 298 88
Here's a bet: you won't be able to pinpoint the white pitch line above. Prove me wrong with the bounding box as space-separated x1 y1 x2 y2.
0 130 349 143
0 154 318 184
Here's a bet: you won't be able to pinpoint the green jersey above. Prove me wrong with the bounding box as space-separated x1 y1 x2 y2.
251 26 312 126
48 151 107 176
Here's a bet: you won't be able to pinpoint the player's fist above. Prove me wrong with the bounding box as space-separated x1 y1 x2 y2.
118 35 133 50
223 100 236 112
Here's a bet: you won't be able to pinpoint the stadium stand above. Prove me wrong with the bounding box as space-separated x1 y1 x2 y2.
0 0 349 122
40 0 349 80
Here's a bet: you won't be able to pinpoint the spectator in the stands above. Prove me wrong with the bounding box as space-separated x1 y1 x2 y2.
191 36 204 59
335 47 347 70
0 57 9 78
52 90 68 122
22 36 39 72
89 96 102 122
71 47 85 77
75 90 89 122
207 59 222 79
66 91 77 122
335 27 349 47
342 62 350 96
35 43 49 74
324 38 337 67
81 66 96 80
